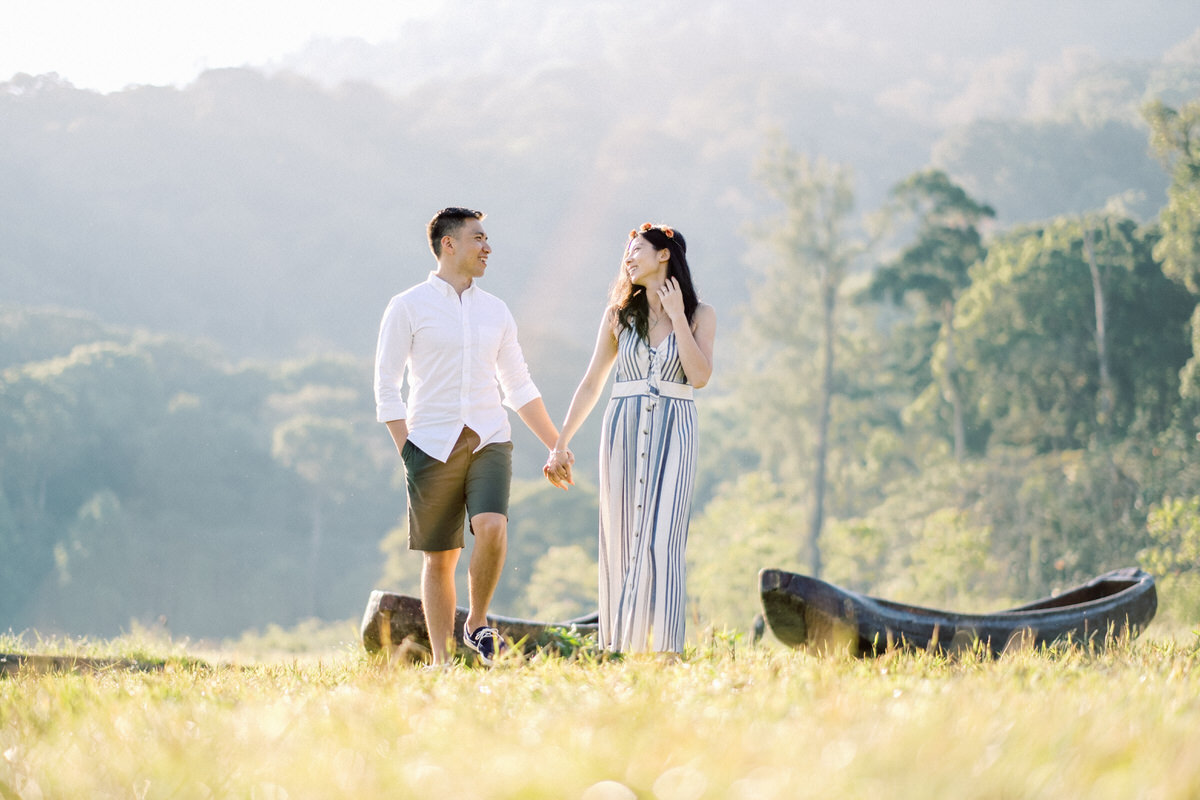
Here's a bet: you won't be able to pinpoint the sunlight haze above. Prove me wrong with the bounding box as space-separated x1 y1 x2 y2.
3 0 443 92
4 1 1197 94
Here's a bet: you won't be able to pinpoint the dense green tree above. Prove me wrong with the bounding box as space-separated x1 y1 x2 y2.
0 342 156 618
1144 99 1200 404
0 315 403 636
952 216 1191 451
1144 99 1200 292
1139 496 1200 621
864 169 995 460
744 137 868 577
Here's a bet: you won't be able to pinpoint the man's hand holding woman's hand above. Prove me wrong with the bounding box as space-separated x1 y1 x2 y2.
543 447 575 490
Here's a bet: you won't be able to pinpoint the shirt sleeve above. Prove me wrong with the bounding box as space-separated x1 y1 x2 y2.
495 306 541 411
374 296 412 423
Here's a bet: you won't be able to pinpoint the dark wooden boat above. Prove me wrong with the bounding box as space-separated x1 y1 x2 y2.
759 566 1156 656
360 590 599 659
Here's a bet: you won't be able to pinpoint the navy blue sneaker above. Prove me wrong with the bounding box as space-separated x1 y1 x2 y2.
463 623 505 666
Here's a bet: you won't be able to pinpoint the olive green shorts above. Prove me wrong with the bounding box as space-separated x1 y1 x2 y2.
401 427 512 552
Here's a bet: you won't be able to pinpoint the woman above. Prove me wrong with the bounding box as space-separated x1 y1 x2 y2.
546 223 716 654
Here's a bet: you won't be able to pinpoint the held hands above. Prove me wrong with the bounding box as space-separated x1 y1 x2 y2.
543 447 575 490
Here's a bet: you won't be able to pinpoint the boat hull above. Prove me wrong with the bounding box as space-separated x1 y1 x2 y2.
759 567 1156 656
360 590 598 658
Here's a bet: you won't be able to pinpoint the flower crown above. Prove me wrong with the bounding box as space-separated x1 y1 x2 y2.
629 222 675 239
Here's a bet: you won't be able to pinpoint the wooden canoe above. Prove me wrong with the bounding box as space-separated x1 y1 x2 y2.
759 566 1157 656
360 590 599 658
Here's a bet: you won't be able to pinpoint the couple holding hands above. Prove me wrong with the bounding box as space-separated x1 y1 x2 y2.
374 208 716 666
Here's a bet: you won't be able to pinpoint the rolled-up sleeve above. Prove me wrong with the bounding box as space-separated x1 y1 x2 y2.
374 296 411 423
495 309 541 411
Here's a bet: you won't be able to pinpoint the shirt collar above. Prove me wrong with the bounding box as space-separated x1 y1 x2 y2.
426 271 476 298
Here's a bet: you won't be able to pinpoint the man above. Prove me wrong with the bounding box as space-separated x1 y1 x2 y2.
374 207 565 666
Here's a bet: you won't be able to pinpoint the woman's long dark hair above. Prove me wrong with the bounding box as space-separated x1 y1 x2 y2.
609 224 700 341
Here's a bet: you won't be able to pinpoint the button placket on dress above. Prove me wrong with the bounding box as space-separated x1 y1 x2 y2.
630 343 662 563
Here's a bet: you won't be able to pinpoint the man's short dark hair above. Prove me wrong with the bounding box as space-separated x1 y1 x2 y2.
428 208 486 257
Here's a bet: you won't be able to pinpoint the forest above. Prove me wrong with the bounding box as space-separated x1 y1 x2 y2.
3 14 1200 640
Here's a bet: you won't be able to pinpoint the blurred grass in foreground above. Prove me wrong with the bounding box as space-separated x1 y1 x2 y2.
1 627 1199 799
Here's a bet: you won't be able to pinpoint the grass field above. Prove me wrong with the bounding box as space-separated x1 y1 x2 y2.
2 627 1198 799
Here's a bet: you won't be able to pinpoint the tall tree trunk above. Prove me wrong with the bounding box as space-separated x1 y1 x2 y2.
941 299 966 462
1083 228 1113 432
807 281 836 578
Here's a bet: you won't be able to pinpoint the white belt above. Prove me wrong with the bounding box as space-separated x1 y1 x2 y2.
610 379 693 400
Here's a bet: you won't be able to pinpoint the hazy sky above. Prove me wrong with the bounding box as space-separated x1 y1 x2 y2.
7 0 1198 97
2 0 443 92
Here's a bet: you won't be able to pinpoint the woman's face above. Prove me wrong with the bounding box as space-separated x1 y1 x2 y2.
624 234 668 287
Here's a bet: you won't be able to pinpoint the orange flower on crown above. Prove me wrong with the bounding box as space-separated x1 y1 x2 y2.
631 222 675 239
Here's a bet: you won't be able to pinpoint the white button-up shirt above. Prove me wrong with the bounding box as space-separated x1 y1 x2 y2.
374 272 542 462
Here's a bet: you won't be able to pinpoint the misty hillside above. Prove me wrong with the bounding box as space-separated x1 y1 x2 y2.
5 1 1200 639
2 3 1199 368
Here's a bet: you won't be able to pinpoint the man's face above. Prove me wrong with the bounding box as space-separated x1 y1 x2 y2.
447 218 491 279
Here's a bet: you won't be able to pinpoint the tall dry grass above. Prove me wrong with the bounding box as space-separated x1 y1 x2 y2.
1 628 1198 799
